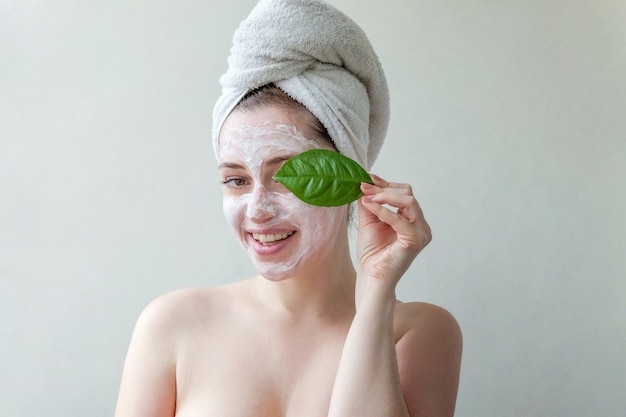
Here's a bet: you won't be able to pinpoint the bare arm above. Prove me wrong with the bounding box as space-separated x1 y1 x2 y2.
328 175 462 417
114 296 178 417
328 280 408 417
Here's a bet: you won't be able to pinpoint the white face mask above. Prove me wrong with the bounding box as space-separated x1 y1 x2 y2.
218 118 347 281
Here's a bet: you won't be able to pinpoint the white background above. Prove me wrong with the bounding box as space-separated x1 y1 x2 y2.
1 0 625 415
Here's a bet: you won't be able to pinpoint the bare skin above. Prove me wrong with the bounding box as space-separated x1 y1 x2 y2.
114 105 462 417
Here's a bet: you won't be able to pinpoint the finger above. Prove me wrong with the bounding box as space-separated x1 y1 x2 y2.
361 182 420 224
369 173 390 188
360 195 419 235
357 195 384 229
365 175 415 200
369 174 412 191
362 196 433 250
362 179 431 231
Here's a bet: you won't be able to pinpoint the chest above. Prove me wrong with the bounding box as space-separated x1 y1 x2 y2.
174 322 346 417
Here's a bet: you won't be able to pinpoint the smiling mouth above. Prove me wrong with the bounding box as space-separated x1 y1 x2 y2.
252 232 295 244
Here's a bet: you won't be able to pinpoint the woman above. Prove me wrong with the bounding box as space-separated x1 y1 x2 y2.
115 1 462 416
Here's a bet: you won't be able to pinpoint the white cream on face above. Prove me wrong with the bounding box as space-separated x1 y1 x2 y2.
219 119 347 281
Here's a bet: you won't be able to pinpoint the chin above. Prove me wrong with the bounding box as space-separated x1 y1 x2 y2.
250 253 312 281
255 263 300 282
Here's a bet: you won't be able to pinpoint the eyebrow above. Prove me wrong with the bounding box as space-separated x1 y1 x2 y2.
218 155 295 170
266 155 294 165
218 161 245 170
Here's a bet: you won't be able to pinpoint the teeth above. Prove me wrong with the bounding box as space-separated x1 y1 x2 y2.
252 232 293 243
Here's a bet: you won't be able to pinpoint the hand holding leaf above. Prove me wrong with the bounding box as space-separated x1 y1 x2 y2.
357 175 432 285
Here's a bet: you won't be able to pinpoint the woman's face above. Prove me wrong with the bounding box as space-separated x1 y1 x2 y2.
218 106 348 281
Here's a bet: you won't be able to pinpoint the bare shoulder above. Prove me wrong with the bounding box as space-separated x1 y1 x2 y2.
116 287 234 417
133 283 246 340
393 301 463 417
138 288 213 324
393 301 462 345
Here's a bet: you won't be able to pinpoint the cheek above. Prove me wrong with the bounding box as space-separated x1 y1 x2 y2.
222 195 247 231
273 192 307 217
293 204 346 243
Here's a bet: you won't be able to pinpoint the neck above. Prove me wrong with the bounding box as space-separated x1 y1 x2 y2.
252 240 356 321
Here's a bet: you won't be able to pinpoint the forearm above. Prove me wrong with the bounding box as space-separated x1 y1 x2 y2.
328 279 409 417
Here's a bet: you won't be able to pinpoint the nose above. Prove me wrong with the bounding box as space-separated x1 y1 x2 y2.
246 183 277 221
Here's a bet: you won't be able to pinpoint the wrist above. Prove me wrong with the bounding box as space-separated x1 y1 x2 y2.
355 275 397 311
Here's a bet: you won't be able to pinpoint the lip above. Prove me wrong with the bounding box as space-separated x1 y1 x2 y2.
246 228 297 255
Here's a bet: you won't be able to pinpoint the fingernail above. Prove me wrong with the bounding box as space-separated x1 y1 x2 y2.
369 173 384 183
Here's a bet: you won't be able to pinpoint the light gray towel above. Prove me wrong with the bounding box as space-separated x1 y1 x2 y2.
212 0 389 170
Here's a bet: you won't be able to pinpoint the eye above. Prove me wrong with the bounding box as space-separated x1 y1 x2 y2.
220 177 248 188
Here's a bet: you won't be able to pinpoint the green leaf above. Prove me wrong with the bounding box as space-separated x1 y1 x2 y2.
273 149 373 207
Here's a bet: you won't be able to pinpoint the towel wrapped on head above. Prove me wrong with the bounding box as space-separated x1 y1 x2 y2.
212 0 389 170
